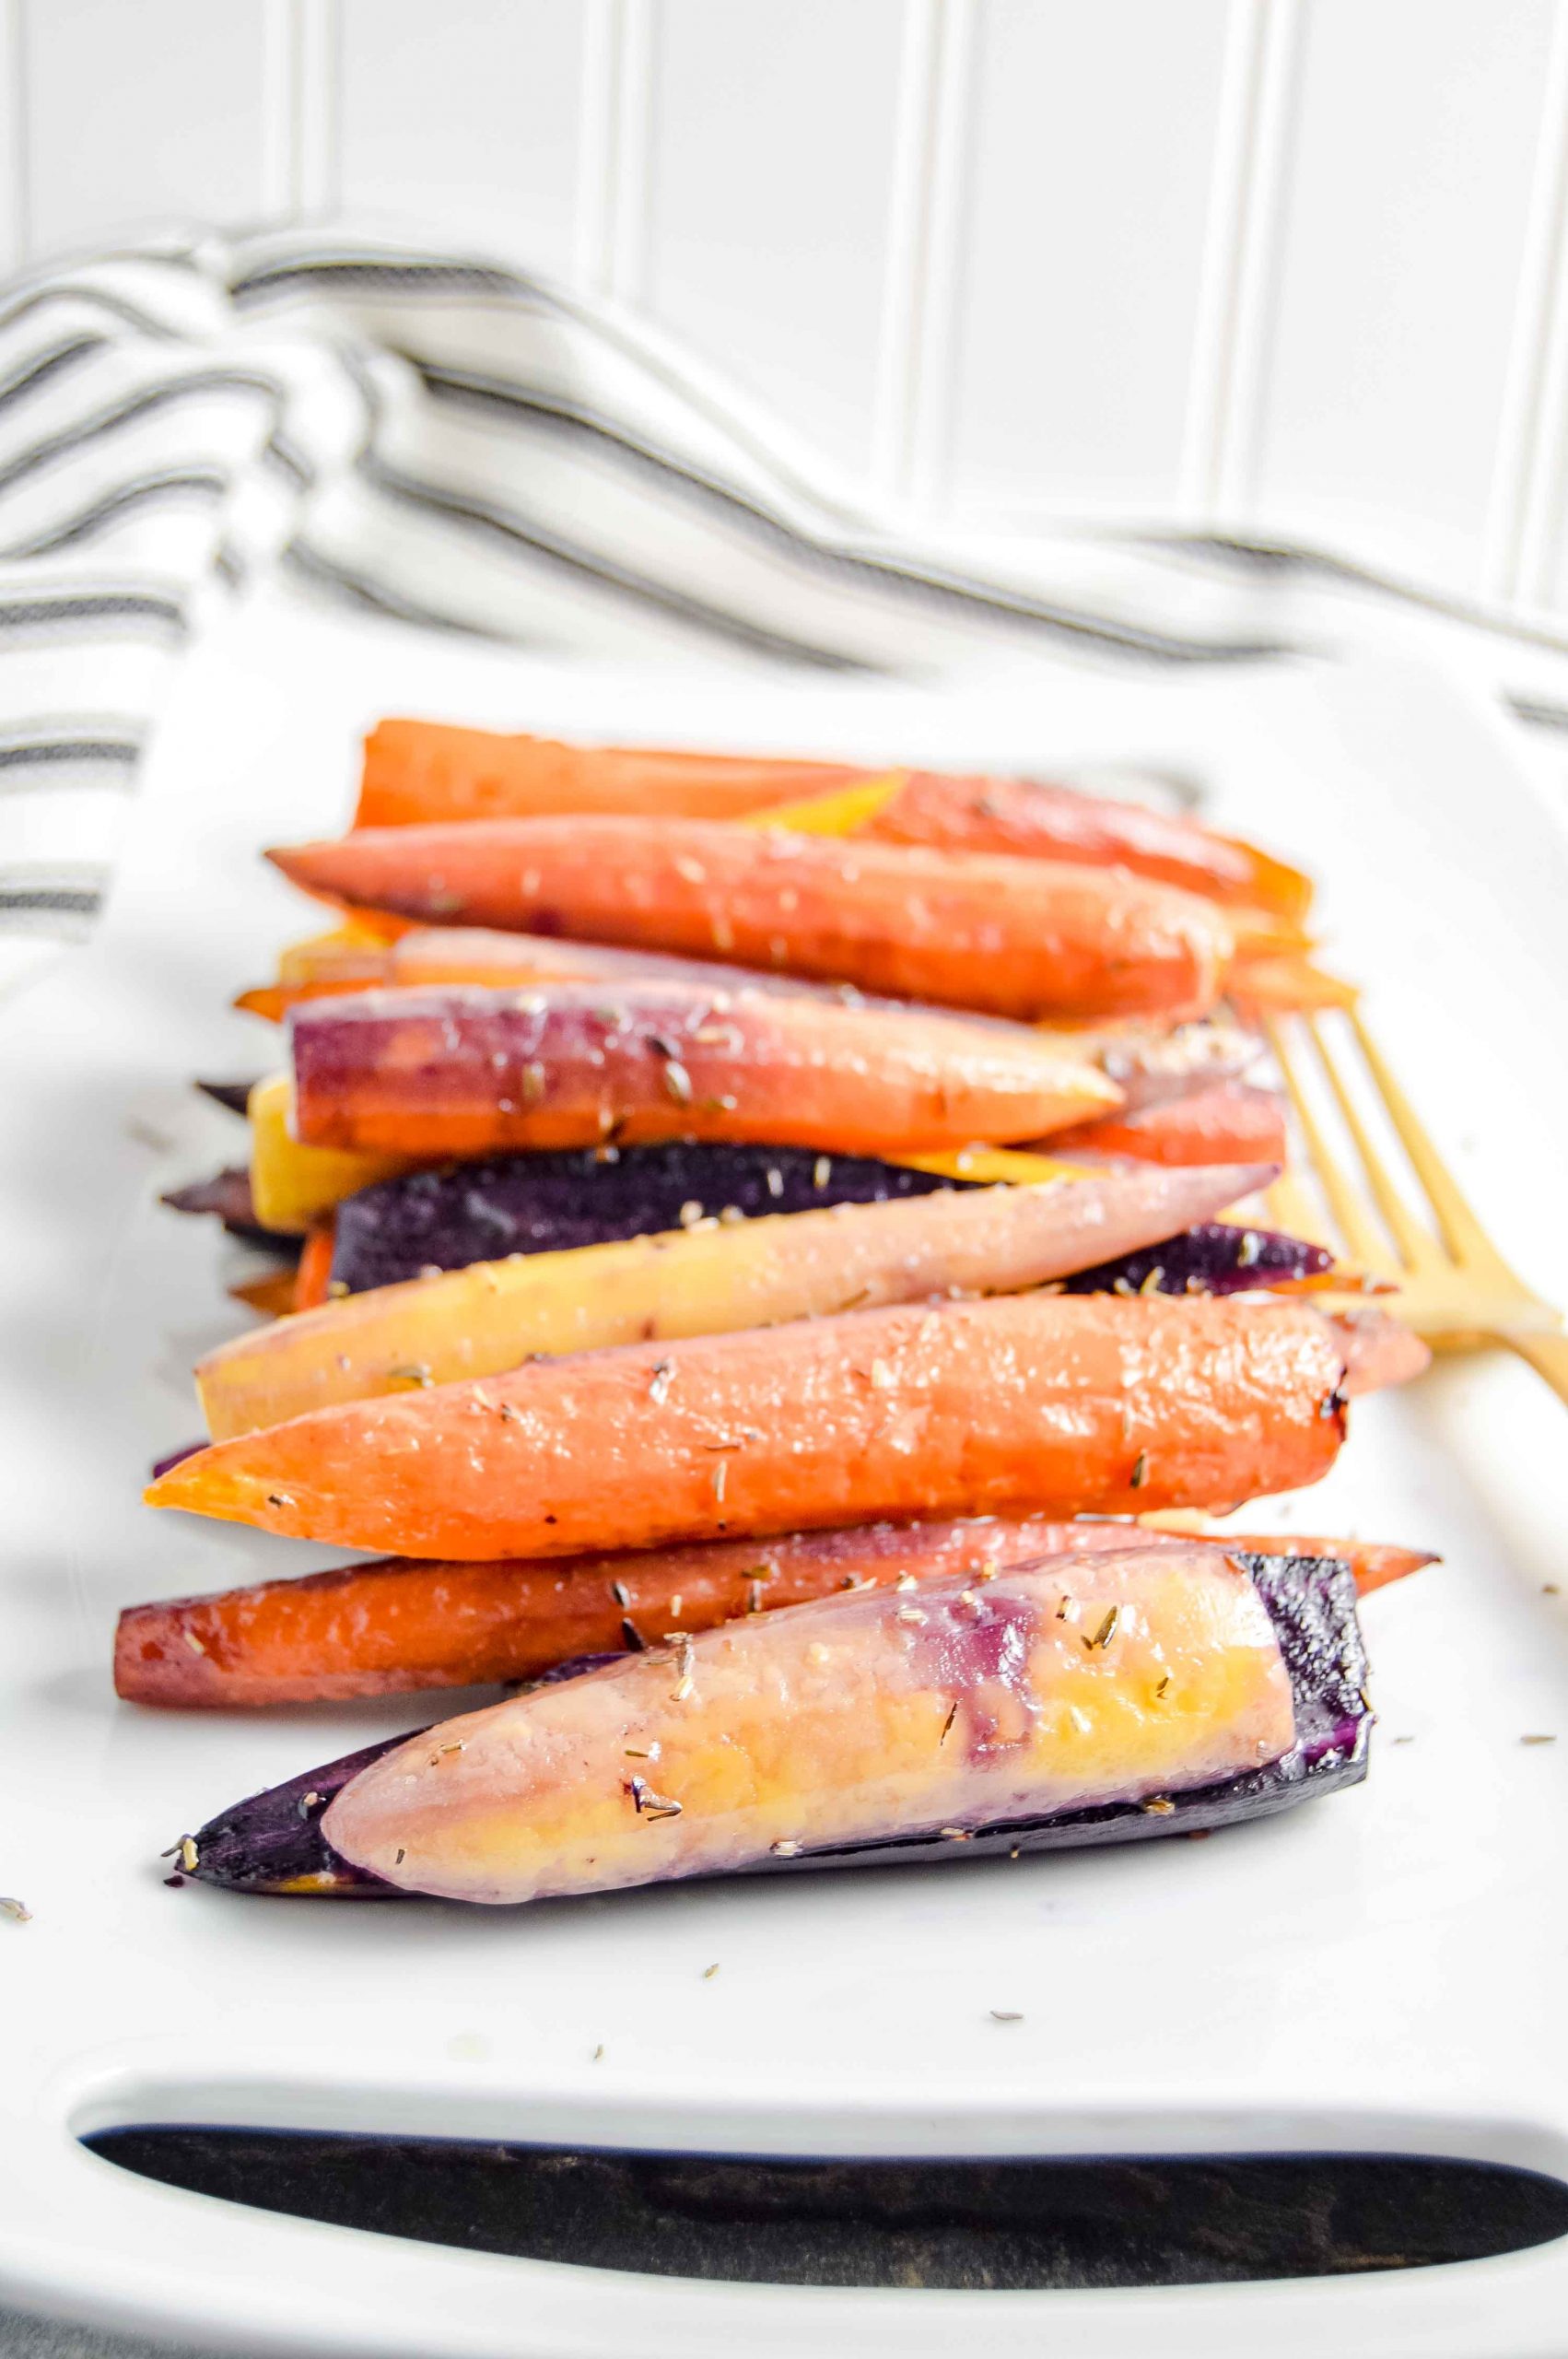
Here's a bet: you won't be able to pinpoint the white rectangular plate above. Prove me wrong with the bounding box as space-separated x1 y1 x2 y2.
3 589 1567 2357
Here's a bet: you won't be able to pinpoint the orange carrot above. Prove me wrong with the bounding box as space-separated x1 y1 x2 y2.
145 1293 1358 1560
287 980 1120 1160
355 723 1312 920
291 1222 336 1312
113 1517 1431 1708
1212 1532 1434 1596
865 771 1312 919
1226 954 1359 1016
356 722 867 830
268 817 1235 1022
1047 1082 1289 1168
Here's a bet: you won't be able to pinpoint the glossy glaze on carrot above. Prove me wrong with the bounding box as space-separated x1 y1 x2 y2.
267 817 1235 1021
287 980 1119 1160
146 1292 1353 1560
320 1546 1296 1905
194 1161 1273 1439
354 722 1312 920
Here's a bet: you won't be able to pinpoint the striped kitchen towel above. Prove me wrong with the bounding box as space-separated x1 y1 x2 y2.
1 223 1564 994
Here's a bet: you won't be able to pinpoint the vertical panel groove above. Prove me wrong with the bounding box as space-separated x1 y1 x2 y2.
294 0 341 220
892 0 976 515
1179 0 1271 520
2 0 28 268
1483 0 1568 604
869 0 944 504
575 0 653 300
608 0 654 302
1199 0 1304 523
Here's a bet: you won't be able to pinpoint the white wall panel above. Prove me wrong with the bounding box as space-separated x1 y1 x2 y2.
945 0 1234 523
1244 0 1558 591
8 0 1568 621
21 0 270 260
337 0 585 276
638 0 906 477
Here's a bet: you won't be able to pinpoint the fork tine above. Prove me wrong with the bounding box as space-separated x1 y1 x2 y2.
1263 1016 1391 1270
1304 1015 1438 1270
1346 1007 1494 1262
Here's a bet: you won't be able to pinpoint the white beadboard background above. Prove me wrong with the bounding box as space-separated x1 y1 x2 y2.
9 0 1568 620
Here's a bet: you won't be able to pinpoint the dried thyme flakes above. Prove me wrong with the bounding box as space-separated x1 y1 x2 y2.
1083 1606 1119 1651
628 1776 683 1820
1129 1451 1149 1490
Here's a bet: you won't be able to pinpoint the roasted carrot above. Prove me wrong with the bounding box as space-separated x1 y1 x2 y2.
356 722 867 830
146 1292 1364 1559
1226 955 1359 1017
194 1160 1275 1440
114 1518 1432 1708
1047 1082 1289 1168
355 722 1313 921
236 927 741 1021
863 770 1313 920
290 1222 336 1312
1205 1532 1434 1597
287 980 1119 1160
267 817 1235 1022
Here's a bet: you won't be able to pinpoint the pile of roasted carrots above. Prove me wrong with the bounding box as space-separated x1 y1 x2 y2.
132 722 1433 1910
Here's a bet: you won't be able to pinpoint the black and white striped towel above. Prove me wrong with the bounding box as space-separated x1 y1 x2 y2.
3 224 1566 996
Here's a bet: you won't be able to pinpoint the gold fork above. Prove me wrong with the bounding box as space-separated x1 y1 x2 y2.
1263 1005 1568 1405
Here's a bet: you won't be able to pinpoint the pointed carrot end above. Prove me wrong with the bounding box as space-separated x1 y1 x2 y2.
264 842 319 887
144 1445 257 1524
233 985 287 1020
1332 1312 1432 1397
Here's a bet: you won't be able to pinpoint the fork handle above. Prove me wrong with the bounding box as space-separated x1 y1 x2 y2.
1502 1327 1568 1406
